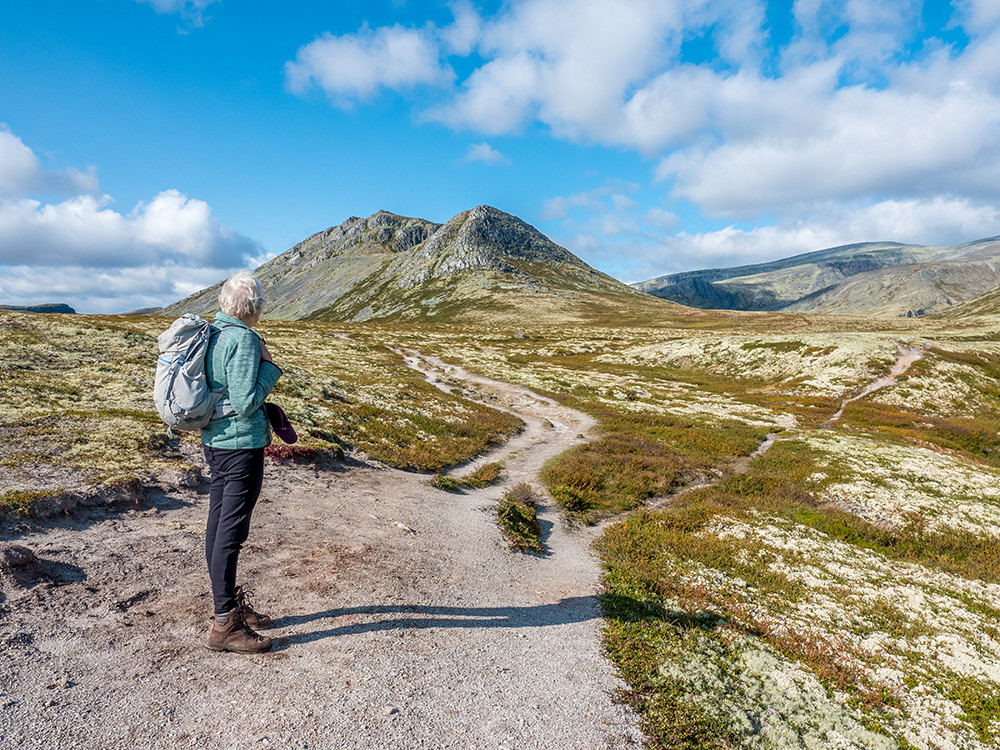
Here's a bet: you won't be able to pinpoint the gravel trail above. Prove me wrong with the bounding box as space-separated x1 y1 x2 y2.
0 353 642 750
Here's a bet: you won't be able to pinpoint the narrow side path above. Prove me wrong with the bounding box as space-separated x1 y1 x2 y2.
823 342 924 428
646 341 924 511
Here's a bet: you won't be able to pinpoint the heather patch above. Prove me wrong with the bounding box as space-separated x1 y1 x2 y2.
496 482 544 553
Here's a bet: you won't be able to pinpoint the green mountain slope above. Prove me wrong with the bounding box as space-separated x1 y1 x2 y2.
936 283 1000 319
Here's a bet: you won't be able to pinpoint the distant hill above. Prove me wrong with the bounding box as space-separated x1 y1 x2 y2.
0 303 76 314
168 205 673 323
635 237 1000 316
936 284 1000 319
123 307 164 316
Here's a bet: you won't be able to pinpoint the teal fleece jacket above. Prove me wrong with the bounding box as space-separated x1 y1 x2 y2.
200 312 282 450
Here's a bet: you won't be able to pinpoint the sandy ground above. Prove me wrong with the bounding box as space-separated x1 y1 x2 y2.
0 354 642 750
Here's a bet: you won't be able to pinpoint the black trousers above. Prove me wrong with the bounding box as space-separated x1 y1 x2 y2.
203 445 265 615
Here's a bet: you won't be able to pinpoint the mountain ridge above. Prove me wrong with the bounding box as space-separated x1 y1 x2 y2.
635 236 1000 316
0 303 77 314
167 205 664 323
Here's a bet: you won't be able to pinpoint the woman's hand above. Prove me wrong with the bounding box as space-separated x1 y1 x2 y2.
259 340 273 363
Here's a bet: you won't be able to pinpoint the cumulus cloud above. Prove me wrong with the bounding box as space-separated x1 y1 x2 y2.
955 0 1000 34
285 24 454 103
431 0 686 140
292 1 1000 237
463 143 510 165
646 207 679 229
656 81 1000 217
441 0 481 55
0 127 99 197
0 190 260 270
0 263 237 315
542 183 643 221
0 129 264 313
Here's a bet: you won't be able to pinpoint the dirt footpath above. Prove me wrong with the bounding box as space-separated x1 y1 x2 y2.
0 355 643 750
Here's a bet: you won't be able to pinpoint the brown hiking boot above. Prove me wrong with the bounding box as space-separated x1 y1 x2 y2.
235 585 271 629
205 609 272 654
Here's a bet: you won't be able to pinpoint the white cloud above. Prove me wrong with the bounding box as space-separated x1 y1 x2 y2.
285 0 1000 233
134 0 219 27
0 190 259 270
0 127 99 197
0 263 236 315
656 79 1000 217
432 0 686 140
285 24 453 102
541 183 643 221
360 0 1000 233
0 129 41 195
646 207 679 229
428 54 541 134
0 129 264 313
442 0 481 55
463 142 510 165
955 0 1000 34
542 193 603 221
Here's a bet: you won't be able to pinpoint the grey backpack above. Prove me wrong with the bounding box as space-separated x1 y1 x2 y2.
154 314 229 434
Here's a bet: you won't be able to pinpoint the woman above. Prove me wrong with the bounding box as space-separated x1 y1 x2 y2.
201 271 282 654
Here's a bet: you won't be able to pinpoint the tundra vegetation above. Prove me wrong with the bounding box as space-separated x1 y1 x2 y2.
3 306 1000 748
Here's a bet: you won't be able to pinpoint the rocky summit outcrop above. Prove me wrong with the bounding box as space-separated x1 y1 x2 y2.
168 205 653 323
635 237 1000 317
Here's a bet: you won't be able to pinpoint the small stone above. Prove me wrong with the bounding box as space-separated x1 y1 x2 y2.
44 699 58 707
383 706 399 716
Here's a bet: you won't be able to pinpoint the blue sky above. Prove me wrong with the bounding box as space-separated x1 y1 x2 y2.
1 0 999 313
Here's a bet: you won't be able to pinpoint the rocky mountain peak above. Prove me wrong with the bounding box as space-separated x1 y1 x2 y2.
167 205 641 322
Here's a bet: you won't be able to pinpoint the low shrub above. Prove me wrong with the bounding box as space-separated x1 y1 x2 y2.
496 482 544 553
264 444 318 463
0 489 65 517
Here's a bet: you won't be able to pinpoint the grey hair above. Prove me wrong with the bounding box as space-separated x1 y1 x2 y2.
218 271 265 321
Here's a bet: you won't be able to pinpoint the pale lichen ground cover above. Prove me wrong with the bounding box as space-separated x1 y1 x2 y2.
392 332 800 430
872 340 1000 419
601 332 903 399
699 512 1000 749
803 430 1000 532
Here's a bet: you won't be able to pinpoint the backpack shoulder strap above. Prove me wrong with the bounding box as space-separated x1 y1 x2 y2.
209 323 241 338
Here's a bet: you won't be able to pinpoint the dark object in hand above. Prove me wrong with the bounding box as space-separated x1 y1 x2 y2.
264 402 297 444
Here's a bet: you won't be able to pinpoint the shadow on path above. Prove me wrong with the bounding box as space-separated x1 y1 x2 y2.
271 595 601 650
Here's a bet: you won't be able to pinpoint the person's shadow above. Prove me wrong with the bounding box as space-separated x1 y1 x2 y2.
270 596 602 650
